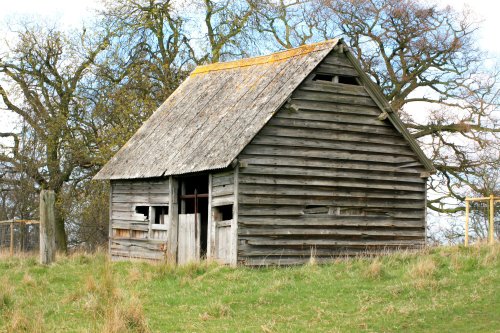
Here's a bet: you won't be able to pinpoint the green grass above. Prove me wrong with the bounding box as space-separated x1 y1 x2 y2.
0 244 499 332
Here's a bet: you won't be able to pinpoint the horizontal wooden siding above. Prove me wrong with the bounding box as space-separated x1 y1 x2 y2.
236 52 427 265
110 178 169 260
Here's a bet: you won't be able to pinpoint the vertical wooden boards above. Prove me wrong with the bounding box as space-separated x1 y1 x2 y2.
167 176 179 263
235 50 428 266
215 221 232 264
177 214 200 265
231 166 239 267
110 178 170 261
207 174 214 258
39 190 56 265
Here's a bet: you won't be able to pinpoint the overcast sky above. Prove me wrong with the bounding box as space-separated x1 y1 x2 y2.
0 0 499 133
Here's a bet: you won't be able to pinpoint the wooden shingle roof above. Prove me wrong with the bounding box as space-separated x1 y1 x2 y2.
94 39 340 179
95 39 434 180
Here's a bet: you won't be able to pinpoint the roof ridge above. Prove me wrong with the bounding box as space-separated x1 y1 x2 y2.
191 39 339 76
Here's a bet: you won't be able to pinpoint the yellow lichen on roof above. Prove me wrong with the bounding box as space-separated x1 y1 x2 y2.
191 39 338 76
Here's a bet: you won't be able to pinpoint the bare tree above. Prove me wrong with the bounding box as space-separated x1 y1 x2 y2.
0 22 113 250
252 0 320 50
316 0 499 214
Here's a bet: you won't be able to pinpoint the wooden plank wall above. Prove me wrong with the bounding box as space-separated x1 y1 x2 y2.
211 170 234 207
209 170 235 263
236 51 428 265
110 178 169 260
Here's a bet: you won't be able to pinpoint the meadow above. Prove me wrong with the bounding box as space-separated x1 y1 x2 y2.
0 244 498 332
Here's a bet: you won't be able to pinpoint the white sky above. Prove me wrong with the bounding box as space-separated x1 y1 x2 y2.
0 0 499 134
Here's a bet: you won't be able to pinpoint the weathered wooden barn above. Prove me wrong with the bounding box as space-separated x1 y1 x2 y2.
94 39 435 266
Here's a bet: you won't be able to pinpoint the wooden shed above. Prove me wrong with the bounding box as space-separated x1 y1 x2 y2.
94 39 435 266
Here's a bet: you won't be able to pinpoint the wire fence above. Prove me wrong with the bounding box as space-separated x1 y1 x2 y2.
0 220 40 255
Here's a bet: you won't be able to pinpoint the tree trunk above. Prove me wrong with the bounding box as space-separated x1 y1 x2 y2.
54 210 67 252
52 189 67 252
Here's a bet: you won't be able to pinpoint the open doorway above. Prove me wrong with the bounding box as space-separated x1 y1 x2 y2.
178 174 209 262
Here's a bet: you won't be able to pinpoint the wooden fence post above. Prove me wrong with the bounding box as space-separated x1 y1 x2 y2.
465 199 469 247
489 195 494 244
10 221 14 256
40 190 56 264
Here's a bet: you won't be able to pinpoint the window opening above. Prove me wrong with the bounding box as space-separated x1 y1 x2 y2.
338 75 359 85
135 206 149 219
214 205 233 221
153 206 169 225
312 73 334 82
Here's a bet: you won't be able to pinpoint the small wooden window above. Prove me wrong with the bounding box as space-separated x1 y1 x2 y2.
135 206 149 219
214 205 233 221
153 206 169 225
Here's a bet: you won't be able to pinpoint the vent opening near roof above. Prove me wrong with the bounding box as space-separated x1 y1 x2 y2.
312 74 334 82
312 73 360 86
338 75 359 85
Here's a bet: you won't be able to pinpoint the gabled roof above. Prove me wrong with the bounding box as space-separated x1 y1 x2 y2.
94 39 434 180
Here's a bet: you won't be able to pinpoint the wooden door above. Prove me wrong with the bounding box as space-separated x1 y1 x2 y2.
215 220 232 264
177 213 200 265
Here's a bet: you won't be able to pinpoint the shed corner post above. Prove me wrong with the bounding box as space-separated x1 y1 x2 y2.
207 173 214 259
109 181 113 257
167 176 179 264
231 166 239 267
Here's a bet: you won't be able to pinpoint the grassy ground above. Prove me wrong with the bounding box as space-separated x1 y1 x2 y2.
0 244 498 333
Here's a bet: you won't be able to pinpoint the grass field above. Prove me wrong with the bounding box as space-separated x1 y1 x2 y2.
0 244 498 332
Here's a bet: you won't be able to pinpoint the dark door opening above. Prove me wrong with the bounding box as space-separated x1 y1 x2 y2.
179 175 209 259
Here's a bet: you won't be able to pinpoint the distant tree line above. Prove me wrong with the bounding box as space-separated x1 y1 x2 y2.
0 0 498 250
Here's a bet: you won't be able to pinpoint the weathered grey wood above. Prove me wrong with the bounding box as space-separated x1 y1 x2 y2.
108 181 113 255
215 221 231 264
111 223 149 231
315 63 359 76
207 174 213 258
239 227 424 237
301 82 369 96
238 205 424 218
238 243 424 256
293 89 377 107
238 215 424 227
284 99 382 117
260 124 409 146
40 190 56 265
237 196 424 209
231 166 239 267
238 184 425 200
238 155 424 174
212 185 234 197
321 54 354 67
212 174 234 187
167 176 178 263
246 238 425 246
242 145 419 165
177 214 200 265
239 165 425 184
212 195 235 207
238 174 425 192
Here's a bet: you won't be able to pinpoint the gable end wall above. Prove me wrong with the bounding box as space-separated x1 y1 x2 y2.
236 51 428 265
